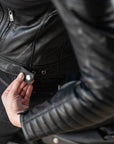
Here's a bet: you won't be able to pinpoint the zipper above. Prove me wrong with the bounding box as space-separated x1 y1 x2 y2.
0 5 4 24
0 9 14 39
0 3 7 38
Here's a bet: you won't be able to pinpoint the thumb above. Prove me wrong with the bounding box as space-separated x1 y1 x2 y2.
10 73 25 95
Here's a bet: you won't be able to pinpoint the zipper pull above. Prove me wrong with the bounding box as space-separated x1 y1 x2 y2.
9 10 14 22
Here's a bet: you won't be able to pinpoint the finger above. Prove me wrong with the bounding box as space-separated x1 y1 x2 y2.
18 81 27 94
25 84 33 100
10 73 25 95
20 83 33 97
20 85 29 98
20 89 26 98
21 85 33 105
30 80 34 85
19 80 34 95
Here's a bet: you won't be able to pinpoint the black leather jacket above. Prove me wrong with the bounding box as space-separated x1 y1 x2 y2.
1 0 114 143
0 0 78 83
19 0 114 142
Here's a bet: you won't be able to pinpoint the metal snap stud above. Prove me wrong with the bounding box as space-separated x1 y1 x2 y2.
41 70 46 75
26 74 31 81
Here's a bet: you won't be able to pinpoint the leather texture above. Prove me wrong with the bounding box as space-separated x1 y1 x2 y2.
19 0 114 142
0 0 78 82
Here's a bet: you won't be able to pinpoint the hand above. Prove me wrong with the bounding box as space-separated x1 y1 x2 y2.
1 73 33 127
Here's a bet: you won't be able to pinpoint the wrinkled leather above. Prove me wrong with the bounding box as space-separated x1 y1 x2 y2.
20 0 114 142
0 0 78 79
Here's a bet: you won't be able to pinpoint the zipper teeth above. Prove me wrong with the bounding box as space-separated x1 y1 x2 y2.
0 5 4 24
0 8 9 39
0 9 14 39
0 4 8 38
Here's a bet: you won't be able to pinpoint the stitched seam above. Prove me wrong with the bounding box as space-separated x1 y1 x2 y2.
30 4 51 70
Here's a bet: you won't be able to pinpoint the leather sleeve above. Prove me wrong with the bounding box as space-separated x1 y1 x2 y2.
20 0 114 142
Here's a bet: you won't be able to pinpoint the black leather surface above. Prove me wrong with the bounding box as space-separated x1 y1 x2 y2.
20 0 114 143
0 0 78 77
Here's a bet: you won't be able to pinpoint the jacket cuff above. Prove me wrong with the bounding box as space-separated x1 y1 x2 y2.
20 81 77 142
20 102 51 142
20 109 37 142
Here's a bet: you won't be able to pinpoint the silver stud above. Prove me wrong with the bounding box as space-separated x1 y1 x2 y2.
41 70 46 75
53 138 59 144
26 75 31 81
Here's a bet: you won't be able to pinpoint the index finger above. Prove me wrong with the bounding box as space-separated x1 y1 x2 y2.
10 73 25 95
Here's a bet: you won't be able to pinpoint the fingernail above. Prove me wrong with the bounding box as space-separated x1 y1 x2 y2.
18 73 24 79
